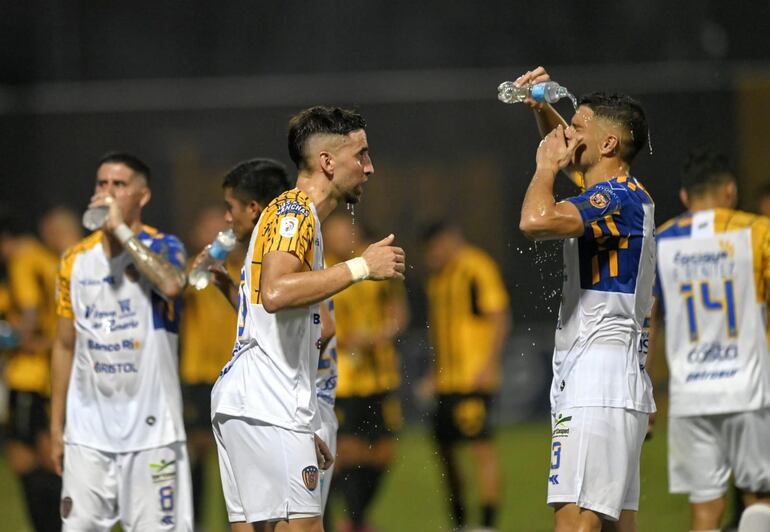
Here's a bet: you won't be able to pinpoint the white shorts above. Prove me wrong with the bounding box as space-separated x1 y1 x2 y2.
213 414 322 523
669 407 770 503
61 441 192 531
316 401 339 512
546 406 648 521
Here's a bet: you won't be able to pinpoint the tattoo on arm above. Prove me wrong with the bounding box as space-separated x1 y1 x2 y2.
123 236 187 294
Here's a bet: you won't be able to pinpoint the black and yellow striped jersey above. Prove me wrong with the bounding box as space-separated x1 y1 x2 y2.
180 254 241 385
5 238 59 394
427 245 509 394
330 250 406 397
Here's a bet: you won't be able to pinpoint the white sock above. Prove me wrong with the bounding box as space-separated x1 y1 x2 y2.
739 502 770 532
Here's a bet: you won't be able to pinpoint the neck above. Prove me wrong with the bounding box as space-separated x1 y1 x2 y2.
583 157 630 189
688 195 730 213
295 172 339 221
101 219 143 258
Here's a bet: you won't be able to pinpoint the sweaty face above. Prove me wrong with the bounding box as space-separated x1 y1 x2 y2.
95 163 149 224
223 187 259 244
334 129 374 204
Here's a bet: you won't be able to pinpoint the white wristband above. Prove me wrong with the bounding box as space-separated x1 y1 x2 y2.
345 257 370 282
114 223 134 245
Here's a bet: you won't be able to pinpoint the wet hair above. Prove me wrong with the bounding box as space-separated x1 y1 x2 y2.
578 92 648 163
680 147 735 196
97 152 151 183
222 158 291 207
287 106 367 170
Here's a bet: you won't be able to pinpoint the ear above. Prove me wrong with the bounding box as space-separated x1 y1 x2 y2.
600 134 620 157
319 151 334 177
679 188 689 209
248 200 263 223
724 180 738 208
139 187 151 208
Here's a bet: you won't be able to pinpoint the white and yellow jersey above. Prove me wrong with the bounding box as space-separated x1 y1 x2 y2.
211 189 324 433
56 227 187 453
656 208 770 417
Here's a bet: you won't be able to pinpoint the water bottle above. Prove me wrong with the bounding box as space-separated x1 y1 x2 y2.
82 206 109 231
0 320 19 351
497 81 575 107
189 228 237 290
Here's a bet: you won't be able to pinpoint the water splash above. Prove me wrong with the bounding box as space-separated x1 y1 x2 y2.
647 129 654 156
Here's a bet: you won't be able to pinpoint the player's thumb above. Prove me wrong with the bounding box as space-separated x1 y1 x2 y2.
373 233 395 247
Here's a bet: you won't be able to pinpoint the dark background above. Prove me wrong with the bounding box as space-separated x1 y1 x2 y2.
3 0 770 419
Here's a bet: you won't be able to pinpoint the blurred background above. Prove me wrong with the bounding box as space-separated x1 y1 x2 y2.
2 1 770 530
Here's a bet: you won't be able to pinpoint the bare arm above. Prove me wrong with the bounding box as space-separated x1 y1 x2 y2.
121 235 187 298
50 316 76 476
474 309 512 390
515 66 582 186
645 299 662 439
519 125 584 240
261 234 405 313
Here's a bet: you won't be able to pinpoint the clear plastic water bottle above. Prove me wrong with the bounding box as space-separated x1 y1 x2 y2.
497 81 576 107
189 228 237 290
82 206 109 231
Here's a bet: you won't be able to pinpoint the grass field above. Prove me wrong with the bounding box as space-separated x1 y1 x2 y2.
0 419 710 532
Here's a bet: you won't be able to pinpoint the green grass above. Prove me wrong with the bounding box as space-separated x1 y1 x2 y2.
0 422 698 531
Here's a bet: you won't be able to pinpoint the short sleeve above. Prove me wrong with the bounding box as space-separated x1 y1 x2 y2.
149 233 187 268
565 183 624 226
56 251 76 319
473 256 509 314
265 202 316 267
758 220 770 302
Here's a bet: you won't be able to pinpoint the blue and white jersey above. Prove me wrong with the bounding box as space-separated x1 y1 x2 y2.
656 208 770 417
552 175 656 414
316 298 338 408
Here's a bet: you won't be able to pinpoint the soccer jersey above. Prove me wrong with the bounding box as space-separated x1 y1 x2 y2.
330 255 403 397
553 175 656 414
5 239 58 394
656 208 770 417
56 227 187 453
427 245 509 394
211 189 324 433
316 298 338 408
180 255 240 385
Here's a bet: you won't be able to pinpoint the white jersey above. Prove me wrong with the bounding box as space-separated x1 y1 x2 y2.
211 189 324 433
316 298 338 409
656 208 770 417
56 227 187 453
553 176 656 414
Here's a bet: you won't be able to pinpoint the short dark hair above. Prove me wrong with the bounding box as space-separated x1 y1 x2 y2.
97 152 151 183
680 147 735 195
419 219 458 243
578 92 648 163
222 158 291 206
287 106 367 169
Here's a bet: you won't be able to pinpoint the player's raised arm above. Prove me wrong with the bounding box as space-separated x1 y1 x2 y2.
260 233 405 313
519 124 584 240
515 66 583 187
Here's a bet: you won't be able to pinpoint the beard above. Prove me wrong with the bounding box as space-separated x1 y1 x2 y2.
344 191 361 204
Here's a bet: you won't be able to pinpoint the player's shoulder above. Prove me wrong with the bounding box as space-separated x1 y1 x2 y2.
657 212 692 240
606 175 652 204
715 208 770 234
459 245 498 270
269 188 313 218
62 231 102 263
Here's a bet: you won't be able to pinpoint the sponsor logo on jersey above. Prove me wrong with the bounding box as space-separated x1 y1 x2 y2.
589 191 610 209
552 414 572 439
686 368 739 382
687 343 738 364
150 459 177 483
60 496 73 518
146 415 156 426
93 361 139 374
277 201 309 217
87 338 142 352
279 216 299 238
161 516 174 525
548 474 559 485
302 465 319 491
